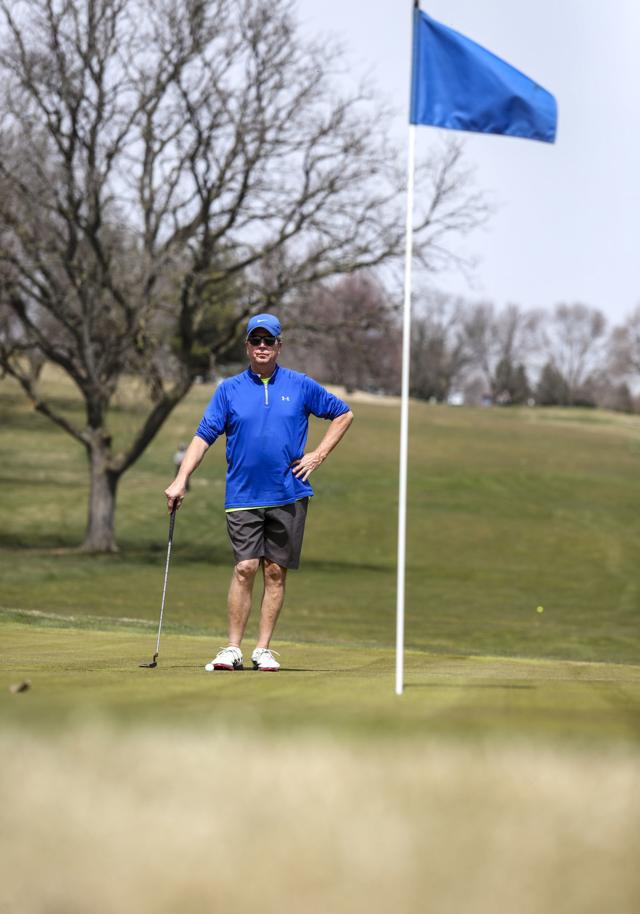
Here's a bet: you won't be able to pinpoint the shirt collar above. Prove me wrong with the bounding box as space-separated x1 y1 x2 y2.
247 363 279 385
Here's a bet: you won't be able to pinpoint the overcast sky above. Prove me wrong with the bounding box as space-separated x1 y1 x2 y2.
296 0 640 327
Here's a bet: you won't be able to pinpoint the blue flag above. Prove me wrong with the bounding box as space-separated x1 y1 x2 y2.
410 9 557 143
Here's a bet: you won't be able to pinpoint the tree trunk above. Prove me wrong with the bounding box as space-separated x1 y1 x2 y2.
81 438 120 553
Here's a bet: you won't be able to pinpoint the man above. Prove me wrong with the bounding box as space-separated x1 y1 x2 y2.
164 313 353 672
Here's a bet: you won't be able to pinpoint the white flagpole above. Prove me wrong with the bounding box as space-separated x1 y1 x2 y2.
395 122 416 696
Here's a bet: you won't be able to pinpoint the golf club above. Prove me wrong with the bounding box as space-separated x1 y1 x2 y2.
139 502 177 669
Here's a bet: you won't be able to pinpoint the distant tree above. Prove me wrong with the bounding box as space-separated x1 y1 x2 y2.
571 376 597 408
460 373 487 406
493 358 530 404
284 272 399 393
409 290 469 402
512 364 531 404
0 303 21 376
613 382 635 413
462 302 540 400
597 380 635 414
608 305 640 378
536 361 569 406
0 301 47 381
0 0 486 551
542 303 607 404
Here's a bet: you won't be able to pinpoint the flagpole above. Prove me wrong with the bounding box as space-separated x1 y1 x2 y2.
395 121 416 696
395 0 556 695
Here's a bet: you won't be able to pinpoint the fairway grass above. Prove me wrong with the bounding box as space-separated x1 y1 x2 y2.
1 369 639 664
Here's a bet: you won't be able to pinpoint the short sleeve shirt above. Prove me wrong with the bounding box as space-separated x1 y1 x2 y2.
195 365 350 509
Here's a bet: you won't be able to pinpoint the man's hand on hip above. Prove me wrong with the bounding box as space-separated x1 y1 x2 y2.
291 450 324 482
291 411 353 482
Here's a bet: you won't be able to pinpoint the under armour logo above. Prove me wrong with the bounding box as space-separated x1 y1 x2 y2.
281 395 290 401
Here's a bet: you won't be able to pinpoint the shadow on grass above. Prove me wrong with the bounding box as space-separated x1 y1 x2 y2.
405 683 536 690
0 476 82 488
0 537 230 564
0 539 392 574
302 558 391 575
0 535 82 551
0 397 83 425
153 666 353 673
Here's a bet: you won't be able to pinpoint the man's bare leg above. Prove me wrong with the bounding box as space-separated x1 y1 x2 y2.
256 560 287 648
227 558 260 646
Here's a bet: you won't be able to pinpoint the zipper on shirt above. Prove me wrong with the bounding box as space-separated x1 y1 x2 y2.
261 377 269 406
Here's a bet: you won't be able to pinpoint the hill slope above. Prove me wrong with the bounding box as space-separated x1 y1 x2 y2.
1 369 639 664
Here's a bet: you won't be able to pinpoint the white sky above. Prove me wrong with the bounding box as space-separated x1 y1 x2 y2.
296 0 640 327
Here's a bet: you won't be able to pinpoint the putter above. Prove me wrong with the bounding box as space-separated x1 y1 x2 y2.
139 502 177 669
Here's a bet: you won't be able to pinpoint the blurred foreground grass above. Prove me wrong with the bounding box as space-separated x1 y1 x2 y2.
1 722 639 914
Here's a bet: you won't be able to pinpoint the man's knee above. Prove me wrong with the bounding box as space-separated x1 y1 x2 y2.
263 560 287 587
234 558 260 583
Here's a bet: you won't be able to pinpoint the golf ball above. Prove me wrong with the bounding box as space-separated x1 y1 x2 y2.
536 605 544 614
204 661 215 672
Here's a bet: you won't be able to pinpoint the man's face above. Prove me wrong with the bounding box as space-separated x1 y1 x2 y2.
246 329 281 375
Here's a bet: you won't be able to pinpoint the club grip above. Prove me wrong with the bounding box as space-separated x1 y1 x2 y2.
168 502 177 541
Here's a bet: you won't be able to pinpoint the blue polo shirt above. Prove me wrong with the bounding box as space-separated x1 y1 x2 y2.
195 365 350 509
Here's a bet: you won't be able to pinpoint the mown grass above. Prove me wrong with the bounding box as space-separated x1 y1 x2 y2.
1 366 639 664
1 622 639 744
1 366 639 744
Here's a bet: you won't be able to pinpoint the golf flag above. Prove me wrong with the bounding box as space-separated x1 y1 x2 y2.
410 8 557 143
395 6 557 696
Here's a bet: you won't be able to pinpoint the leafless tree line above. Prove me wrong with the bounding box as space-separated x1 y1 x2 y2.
284 280 640 413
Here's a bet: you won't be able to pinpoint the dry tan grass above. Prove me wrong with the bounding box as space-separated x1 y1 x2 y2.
1 727 639 914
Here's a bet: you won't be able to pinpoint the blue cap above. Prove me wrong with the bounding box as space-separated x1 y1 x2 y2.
246 313 281 338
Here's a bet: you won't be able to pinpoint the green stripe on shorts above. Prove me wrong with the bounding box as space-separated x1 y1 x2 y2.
226 504 278 513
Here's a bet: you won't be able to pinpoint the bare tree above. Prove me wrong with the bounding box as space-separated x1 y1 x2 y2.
609 304 640 377
462 301 540 401
542 303 607 404
283 272 400 393
587 374 636 413
409 290 469 402
0 0 487 550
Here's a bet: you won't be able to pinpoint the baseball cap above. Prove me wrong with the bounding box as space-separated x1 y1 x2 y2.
246 313 281 338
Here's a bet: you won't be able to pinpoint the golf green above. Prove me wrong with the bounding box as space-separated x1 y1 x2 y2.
2 619 639 744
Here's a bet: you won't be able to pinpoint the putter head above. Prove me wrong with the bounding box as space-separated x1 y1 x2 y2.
139 652 159 669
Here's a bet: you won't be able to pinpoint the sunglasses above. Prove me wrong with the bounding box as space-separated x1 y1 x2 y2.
247 334 278 347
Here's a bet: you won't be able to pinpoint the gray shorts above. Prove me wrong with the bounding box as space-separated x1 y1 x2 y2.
225 498 309 570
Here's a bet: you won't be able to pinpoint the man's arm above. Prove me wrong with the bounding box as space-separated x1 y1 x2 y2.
291 410 354 482
164 435 210 511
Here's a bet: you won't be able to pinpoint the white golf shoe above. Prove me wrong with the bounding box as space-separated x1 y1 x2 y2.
251 647 280 672
204 646 243 671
